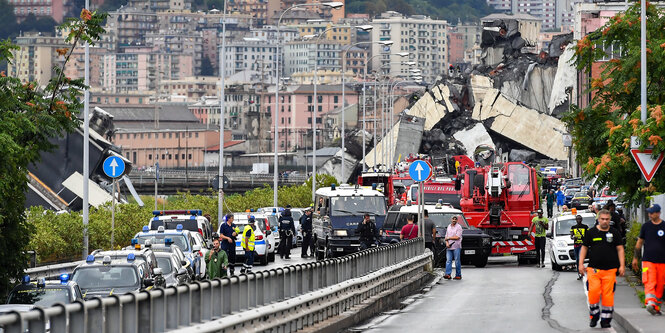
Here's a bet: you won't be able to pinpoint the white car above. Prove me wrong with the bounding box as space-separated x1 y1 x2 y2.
220 213 275 265
548 211 596 271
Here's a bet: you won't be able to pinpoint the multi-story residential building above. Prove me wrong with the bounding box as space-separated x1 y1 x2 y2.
297 23 356 43
222 37 279 79
249 26 299 45
159 76 219 101
90 92 152 105
145 32 203 75
105 8 159 48
481 13 542 48
7 32 69 86
486 0 581 31
456 24 482 53
63 46 105 89
268 0 343 24
8 0 65 23
228 0 269 26
283 39 343 77
201 29 219 74
371 11 448 83
343 46 369 78
126 0 192 12
102 52 150 94
262 84 358 151
447 31 465 65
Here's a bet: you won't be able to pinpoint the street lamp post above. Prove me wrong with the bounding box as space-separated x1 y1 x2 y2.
217 2 228 226
274 2 343 206
305 24 371 197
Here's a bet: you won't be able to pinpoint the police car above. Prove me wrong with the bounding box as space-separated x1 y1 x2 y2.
148 209 214 247
133 225 206 279
152 251 191 287
91 248 158 277
222 213 273 265
71 254 163 300
547 210 596 270
2 274 82 313
147 244 195 282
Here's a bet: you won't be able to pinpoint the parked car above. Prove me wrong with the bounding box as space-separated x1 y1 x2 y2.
570 192 593 210
133 225 206 279
153 251 191 287
220 213 275 265
149 209 214 248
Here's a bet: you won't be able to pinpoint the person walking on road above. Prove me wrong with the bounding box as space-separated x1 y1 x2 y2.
556 187 565 211
444 215 463 280
570 214 588 280
219 214 239 276
578 209 625 328
529 209 548 267
400 214 419 241
423 210 437 252
205 238 228 279
300 208 313 258
546 190 556 218
278 208 296 259
241 218 256 274
357 213 380 250
631 204 665 315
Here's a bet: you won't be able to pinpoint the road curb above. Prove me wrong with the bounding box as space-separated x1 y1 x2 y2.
613 309 644 333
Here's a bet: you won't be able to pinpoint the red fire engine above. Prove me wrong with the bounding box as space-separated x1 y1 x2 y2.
456 149 540 263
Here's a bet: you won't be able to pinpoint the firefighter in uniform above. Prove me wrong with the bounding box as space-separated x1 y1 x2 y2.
278 208 296 259
570 214 588 280
241 218 256 274
632 204 665 315
578 209 625 328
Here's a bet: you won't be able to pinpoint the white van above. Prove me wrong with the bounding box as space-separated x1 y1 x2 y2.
219 213 276 265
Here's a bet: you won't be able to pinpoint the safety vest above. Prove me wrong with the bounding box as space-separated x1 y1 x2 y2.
242 225 255 251
571 225 587 245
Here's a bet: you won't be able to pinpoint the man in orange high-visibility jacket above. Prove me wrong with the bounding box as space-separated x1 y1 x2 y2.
578 209 625 329
632 204 665 315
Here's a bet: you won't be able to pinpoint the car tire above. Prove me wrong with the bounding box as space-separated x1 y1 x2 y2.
268 252 275 262
474 255 489 268
260 254 268 266
551 259 562 271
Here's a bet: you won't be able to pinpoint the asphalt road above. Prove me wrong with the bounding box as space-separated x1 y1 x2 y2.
354 254 627 333
228 246 315 272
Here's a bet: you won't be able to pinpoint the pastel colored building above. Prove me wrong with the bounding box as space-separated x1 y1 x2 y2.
9 0 65 23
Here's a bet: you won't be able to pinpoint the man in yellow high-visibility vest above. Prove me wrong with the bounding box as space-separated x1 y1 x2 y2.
241 217 256 274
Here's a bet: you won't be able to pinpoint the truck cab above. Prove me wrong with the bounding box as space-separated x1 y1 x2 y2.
313 185 387 259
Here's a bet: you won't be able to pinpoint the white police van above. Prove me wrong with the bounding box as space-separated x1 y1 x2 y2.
148 210 214 248
548 210 596 270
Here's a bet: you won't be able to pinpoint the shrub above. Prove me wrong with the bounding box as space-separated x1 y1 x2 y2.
625 221 641 276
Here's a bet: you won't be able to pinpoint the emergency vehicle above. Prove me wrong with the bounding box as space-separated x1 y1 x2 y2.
312 184 387 259
133 225 207 279
406 177 461 209
149 210 214 247
71 254 163 300
455 146 541 264
3 274 82 310
222 213 274 265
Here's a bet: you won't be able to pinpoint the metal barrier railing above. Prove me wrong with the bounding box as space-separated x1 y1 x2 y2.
0 239 425 333
24 261 84 280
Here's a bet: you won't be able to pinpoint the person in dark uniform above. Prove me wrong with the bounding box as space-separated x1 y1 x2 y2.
300 208 313 258
278 208 296 259
356 213 380 250
570 215 589 280
218 214 239 276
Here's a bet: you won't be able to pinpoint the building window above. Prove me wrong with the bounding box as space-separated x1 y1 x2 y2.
334 96 339 103
162 154 166 159
181 154 185 159
175 154 179 160
188 154 192 159
169 133 172 138
308 96 312 103
308 117 312 124
195 132 199 138
163 133 166 139
168 154 172 160
148 154 152 160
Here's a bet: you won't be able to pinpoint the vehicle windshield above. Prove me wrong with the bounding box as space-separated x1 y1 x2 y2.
152 219 197 232
72 266 140 290
389 212 468 230
507 164 531 195
330 196 386 216
266 215 278 229
564 179 583 187
556 216 596 236
7 287 70 307
156 257 172 273
291 210 303 221
565 189 577 196
574 192 588 198
135 234 189 252
410 187 460 207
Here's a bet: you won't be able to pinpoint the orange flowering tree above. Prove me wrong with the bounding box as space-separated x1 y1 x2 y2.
564 3 665 206
0 9 107 296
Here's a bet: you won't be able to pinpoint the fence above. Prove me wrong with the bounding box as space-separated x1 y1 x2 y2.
0 239 426 333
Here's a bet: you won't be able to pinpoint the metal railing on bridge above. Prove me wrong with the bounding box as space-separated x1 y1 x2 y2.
129 170 308 184
0 239 427 333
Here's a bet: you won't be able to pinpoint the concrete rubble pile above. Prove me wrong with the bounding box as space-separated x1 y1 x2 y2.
353 18 576 177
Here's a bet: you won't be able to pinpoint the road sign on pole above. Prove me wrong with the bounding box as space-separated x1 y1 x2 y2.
408 160 433 182
630 149 664 182
103 156 126 179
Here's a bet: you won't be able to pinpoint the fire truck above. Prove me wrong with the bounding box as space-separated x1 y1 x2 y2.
455 147 540 264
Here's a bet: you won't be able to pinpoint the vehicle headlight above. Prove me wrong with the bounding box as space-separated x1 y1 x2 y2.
482 237 491 246
333 230 348 237
556 240 568 248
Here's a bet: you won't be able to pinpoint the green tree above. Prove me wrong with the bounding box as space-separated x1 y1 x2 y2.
0 9 107 296
0 0 17 40
565 3 665 206
200 55 214 76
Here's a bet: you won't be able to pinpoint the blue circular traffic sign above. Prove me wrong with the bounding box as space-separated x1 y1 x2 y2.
409 160 432 182
103 156 126 178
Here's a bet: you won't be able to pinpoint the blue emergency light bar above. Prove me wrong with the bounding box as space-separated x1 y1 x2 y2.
152 210 203 216
22 275 30 284
176 224 183 231
131 239 138 245
164 238 173 246
86 255 95 263
60 274 69 284
142 226 150 233
127 253 136 262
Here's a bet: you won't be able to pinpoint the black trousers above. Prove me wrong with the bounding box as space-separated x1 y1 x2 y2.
223 247 236 274
547 205 554 218
535 236 546 264
279 231 292 258
301 231 312 256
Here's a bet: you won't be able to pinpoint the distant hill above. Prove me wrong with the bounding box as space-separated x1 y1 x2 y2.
346 0 495 24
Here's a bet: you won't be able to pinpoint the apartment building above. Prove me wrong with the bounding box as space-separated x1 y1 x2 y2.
8 32 69 86
283 39 343 77
371 11 448 83
8 0 65 23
